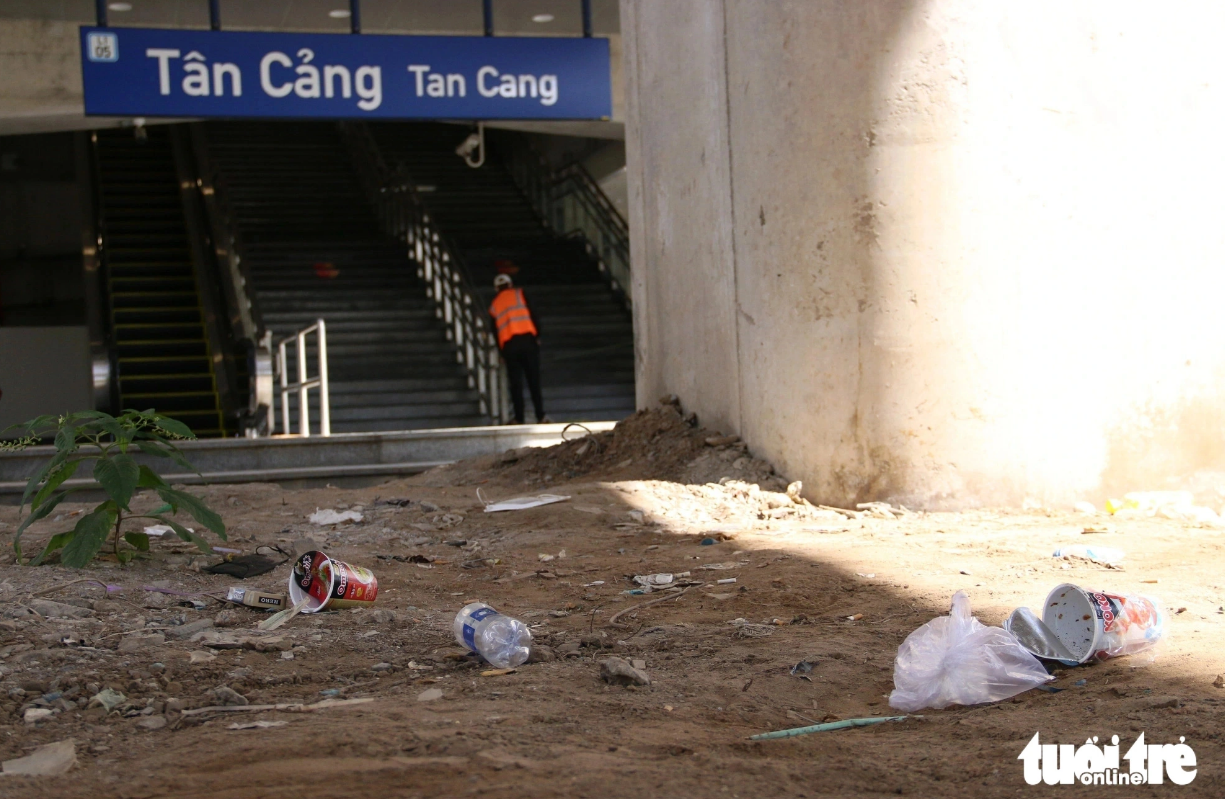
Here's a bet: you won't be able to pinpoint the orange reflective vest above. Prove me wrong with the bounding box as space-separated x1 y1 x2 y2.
489 288 538 347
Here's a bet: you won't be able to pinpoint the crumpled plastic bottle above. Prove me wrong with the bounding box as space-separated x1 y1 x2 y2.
889 591 1052 712
452 602 532 669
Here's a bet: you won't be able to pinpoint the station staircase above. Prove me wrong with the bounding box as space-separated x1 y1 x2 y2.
94 127 226 436
367 122 636 423
201 122 486 433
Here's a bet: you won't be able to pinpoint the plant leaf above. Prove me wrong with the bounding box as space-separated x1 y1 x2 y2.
94 454 140 510
123 532 150 552
150 502 173 515
136 464 167 489
30 531 75 566
154 515 212 555
14 490 74 544
116 550 134 564
153 415 195 440
156 487 226 539
60 506 117 568
32 459 81 510
53 424 78 453
21 452 62 509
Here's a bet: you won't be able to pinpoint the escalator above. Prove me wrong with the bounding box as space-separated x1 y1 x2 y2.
94 127 226 436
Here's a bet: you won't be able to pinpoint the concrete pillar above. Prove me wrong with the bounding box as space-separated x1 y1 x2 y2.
622 0 1225 507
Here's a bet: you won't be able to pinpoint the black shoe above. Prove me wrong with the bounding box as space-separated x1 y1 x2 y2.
537 415 553 424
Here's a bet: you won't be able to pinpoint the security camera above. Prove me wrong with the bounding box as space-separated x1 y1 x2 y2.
455 133 481 159
455 124 485 168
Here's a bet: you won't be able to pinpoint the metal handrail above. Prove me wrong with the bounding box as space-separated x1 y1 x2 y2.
275 319 330 437
338 121 506 424
189 123 274 436
502 139 632 308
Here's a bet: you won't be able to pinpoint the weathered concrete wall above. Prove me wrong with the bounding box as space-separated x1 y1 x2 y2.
623 0 1225 508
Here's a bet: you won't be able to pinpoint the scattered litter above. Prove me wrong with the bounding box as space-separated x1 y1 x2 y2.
1 740 76 776
889 591 1052 712
583 581 605 587
288 551 379 614
206 552 285 579
1106 491 1222 525
633 573 674 588
1015 583 1164 663
482 493 570 513
453 603 532 668
1082 525 1113 534
751 716 910 740
143 524 172 536
538 553 555 562
728 618 775 638
790 660 814 676
1036 685 1064 693
417 688 443 702
846 613 864 621
1003 607 1079 665
258 597 309 631
229 720 288 730
715 578 737 585
699 562 747 571
88 688 126 712
225 587 288 611
1052 545 1125 566
1073 501 1097 515
699 538 717 546
855 573 876 579
309 508 364 525
1072 679 1087 687
23 708 53 724
180 697 375 717
600 656 650 686
481 668 517 677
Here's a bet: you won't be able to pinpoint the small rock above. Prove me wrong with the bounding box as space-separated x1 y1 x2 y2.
137 714 167 731
369 609 399 624
165 698 185 713
417 688 443 702
189 650 216 665
245 635 291 653
213 610 243 628
370 662 393 672
209 686 248 707
141 592 173 610
557 640 582 655
419 501 441 513
171 618 215 639
1214 674 1224 689
526 645 555 664
1 740 76 775
29 600 94 619
631 659 647 670
600 657 650 686
1150 697 1181 709
119 633 165 653
23 708 54 724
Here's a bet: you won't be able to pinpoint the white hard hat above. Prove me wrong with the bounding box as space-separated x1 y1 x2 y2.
493 274 513 289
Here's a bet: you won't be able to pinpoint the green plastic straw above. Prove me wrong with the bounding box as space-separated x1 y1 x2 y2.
749 715 909 740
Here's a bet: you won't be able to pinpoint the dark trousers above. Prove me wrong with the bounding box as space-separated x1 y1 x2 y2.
502 334 544 423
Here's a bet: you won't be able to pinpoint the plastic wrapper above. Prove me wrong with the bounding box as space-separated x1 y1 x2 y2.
889 591 1052 712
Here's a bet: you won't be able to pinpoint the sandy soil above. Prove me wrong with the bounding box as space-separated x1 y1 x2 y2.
0 406 1222 798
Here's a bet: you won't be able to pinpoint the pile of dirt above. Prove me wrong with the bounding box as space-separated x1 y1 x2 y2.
440 398 792 493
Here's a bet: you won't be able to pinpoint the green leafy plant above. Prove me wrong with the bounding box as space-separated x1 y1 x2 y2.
1 410 226 567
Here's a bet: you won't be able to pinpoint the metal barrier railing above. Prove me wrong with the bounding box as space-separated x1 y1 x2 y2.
338 121 507 424
503 140 632 309
275 319 330 437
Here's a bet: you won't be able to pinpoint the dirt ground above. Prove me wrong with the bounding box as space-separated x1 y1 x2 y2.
0 404 1222 798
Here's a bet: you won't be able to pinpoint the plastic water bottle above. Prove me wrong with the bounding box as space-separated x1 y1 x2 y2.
452 603 532 668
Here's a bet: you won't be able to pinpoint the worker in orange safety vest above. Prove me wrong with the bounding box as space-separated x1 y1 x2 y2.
489 273 550 424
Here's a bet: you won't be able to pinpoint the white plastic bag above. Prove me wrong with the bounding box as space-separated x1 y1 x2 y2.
889 591 1052 712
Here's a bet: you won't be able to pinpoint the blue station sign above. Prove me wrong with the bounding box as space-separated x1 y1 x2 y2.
79 26 611 120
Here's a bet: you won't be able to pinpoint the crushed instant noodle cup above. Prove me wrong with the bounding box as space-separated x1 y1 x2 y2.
289 550 378 613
